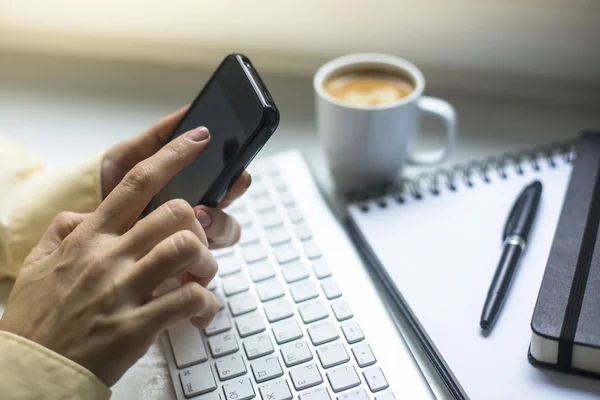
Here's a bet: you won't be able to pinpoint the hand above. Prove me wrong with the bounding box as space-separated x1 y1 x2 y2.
0 127 223 386
101 107 252 248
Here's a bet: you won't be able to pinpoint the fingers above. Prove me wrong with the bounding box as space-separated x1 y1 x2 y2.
24 212 91 266
194 206 241 249
136 281 220 333
121 198 208 259
94 126 210 233
218 171 252 209
124 229 217 296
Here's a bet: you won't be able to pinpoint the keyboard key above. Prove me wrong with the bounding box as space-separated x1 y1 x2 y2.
249 260 277 282
290 279 319 303
337 388 368 400
207 278 218 291
256 279 286 302
213 247 235 258
326 365 361 393
264 298 294 322
279 190 295 207
168 319 207 368
229 292 258 316
351 343 376 367
236 312 266 337
253 195 276 213
271 175 287 191
317 342 350 368
272 319 303 344
243 242 269 264
215 354 247 381
331 299 353 321
222 274 250 296
243 334 274 360
179 363 217 397
215 292 226 310
341 321 364 344
197 392 221 400
299 300 329 324
260 210 283 228
259 379 292 400
363 367 389 392
281 260 310 283
287 207 303 223
289 363 323 390
251 355 284 383
303 240 322 259
240 225 261 245
280 340 313 367
231 211 253 227
249 180 269 197
321 278 342 300
223 378 256 400
273 242 300 264
299 386 331 400
266 225 292 245
307 320 339 346
295 223 312 241
375 393 396 400
218 255 244 277
311 259 332 279
205 309 232 336
208 332 239 358
228 202 247 214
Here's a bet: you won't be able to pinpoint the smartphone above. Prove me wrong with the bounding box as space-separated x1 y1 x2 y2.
144 54 279 214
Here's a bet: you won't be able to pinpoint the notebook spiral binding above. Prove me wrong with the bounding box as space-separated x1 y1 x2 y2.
350 139 577 212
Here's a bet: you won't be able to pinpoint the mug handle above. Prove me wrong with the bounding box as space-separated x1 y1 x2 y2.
409 96 457 165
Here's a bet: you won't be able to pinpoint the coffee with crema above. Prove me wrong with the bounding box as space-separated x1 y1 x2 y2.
323 69 414 106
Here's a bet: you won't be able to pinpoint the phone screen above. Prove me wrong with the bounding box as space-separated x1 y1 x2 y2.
151 79 251 209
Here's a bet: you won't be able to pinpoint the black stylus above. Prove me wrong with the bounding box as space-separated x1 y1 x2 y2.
480 180 543 332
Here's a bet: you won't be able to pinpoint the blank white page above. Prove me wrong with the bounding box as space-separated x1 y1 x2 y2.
348 159 600 398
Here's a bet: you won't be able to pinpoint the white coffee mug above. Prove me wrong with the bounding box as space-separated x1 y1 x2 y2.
314 53 457 192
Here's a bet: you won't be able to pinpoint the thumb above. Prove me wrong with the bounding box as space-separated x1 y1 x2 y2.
24 212 91 266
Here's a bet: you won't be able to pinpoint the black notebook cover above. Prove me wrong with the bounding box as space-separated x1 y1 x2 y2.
530 130 600 377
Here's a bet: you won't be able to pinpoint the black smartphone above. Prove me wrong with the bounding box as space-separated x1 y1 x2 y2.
144 54 279 214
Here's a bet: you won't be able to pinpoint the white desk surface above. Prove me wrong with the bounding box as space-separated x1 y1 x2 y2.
1 53 599 399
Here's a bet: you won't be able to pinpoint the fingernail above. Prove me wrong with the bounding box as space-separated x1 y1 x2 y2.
196 209 212 227
185 127 210 142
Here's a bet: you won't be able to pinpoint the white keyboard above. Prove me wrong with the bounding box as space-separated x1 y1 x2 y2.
161 151 433 400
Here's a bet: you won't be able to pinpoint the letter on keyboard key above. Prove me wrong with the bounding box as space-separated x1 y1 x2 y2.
341 321 364 344
331 299 353 321
205 310 231 336
316 342 350 368
256 279 285 302
251 355 284 383
289 363 323 390
259 379 292 400
337 388 368 400
299 300 329 324
299 386 331 400
273 242 300 264
208 332 239 358
266 225 291 245
223 378 256 400
243 334 274 360
363 367 389 392
281 260 309 283
215 354 247 381
295 223 312 241
222 274 250 296
272 319 303 344
303 240 322 259
249 260 277 282
263 297 294 322
307 320 339 345
290 279 319 303
321 278 342 299
218 255 244 277
179 363 217 397
311 259 332 279
236 312 266 337
375 393 396 400
326 365 361 393
229 292 258 316
351 343 376 367
243 242 269 264
168 320 207 368
280 340 313 367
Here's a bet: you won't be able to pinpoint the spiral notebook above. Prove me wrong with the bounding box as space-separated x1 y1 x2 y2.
345 141 600 399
